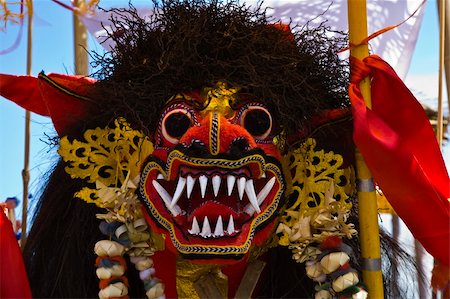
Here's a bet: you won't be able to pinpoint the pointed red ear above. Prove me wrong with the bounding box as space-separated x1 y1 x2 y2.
0 72 96 135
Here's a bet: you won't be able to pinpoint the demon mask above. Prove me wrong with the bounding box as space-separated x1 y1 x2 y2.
139 82 285 261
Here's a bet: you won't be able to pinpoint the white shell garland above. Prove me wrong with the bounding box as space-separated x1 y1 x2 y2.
332 272 359 292
98 282 128 299
95 240 126 257
320 252 350 274
315 289 332 299
96 265 126 279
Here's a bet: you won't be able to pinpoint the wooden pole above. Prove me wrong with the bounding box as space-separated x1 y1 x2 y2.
73 0 88 75
437 0 450 120
20 0 33 250
347 1 384 297
437 0 447 148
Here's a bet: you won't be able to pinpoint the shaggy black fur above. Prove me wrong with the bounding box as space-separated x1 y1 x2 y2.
88 0 349 141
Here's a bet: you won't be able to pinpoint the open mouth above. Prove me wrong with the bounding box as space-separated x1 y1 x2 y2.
140 151 284 254
139 150 284 257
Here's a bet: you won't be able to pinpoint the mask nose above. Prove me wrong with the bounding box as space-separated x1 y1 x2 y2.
179 112 257 155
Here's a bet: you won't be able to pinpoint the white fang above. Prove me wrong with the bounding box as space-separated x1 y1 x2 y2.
227 215 235 234
170 176 186 208
199 175 208 198
156 173 164 180
237 177 246 200
188 216 200 235
245 177 276 215
186 175 196 199
200 216 212 237
212 175 221 197
152 180 181 216
213 216 224 237
245 179 260 213
227 175 236 196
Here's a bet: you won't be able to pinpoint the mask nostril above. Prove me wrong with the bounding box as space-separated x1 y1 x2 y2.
229 138 250 156
184 140 209 157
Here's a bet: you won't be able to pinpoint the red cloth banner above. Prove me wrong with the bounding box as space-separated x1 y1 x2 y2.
0 210 32 298
349 55 450 266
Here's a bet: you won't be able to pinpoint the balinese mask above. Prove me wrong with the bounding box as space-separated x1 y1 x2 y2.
139 82 285 261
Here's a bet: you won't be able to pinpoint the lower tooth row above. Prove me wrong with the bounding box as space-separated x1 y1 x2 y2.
188 215 236 238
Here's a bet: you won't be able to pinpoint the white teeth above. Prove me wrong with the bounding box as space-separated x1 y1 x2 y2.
152 180 181 216
157 173 164 180
200 216 212 237
188 216 200 234
213 215 224 237
245 179 260 213
257 177 276 205
237 177 246 200
244 177 276 215
170 176 186 208
189 215 234 237
212 175 221 197
261 172 266 178
199 175 208 198
227 215 235 234
186 175 196 199
227 175 236 196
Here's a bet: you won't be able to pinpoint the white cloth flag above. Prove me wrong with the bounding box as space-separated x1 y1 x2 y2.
82 0 425 79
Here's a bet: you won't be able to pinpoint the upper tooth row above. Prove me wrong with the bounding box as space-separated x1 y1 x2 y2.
168 174 262 214
188 215 236 238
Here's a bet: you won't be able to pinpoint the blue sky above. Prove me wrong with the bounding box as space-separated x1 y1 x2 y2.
0 0 448 214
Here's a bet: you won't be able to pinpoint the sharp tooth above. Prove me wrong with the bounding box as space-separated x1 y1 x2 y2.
213 216 224 237
261 172 266 178
257 177 276 205
188 216 200 235
237 177 246 200
212 175 221 197
157 173 164 180
244 177 276 215
170 177 186 208
152 180 181 216
199 175 208 198
200 216 212 237
186 175 196 199
245 179 261 213
227 175 236 196
227 215 235 234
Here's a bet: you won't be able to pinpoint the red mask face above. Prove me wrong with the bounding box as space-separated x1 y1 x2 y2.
139 83 285 263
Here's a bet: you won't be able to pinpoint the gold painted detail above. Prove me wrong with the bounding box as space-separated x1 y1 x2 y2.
58 118 153 215
176 258 228 299
277 138 356 262
201 81 238 117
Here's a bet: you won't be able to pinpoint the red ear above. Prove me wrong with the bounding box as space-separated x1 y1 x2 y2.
0 72 96 135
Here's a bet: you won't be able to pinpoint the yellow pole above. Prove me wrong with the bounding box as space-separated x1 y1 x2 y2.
73 0 88 76
437 0 446 148
437 0 450 119
20 0 33 250
347 1 384 298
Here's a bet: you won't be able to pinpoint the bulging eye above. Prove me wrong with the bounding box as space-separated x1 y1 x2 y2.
241 106 272 139
162 109 193 143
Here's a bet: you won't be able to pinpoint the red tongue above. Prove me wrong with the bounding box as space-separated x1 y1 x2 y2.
190 201 239 222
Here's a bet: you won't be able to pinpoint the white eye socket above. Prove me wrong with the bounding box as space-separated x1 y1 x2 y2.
240 106 272 139
162 108 193 144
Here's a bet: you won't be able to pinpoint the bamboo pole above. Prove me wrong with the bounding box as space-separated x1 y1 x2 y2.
347 1 384 297
437 0 450 121
432 1 447 298
73 0 88 75
437 0 447 148
21 0 33 250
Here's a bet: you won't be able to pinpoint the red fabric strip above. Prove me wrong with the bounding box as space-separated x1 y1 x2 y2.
349 55 450 266
0 210 32 298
